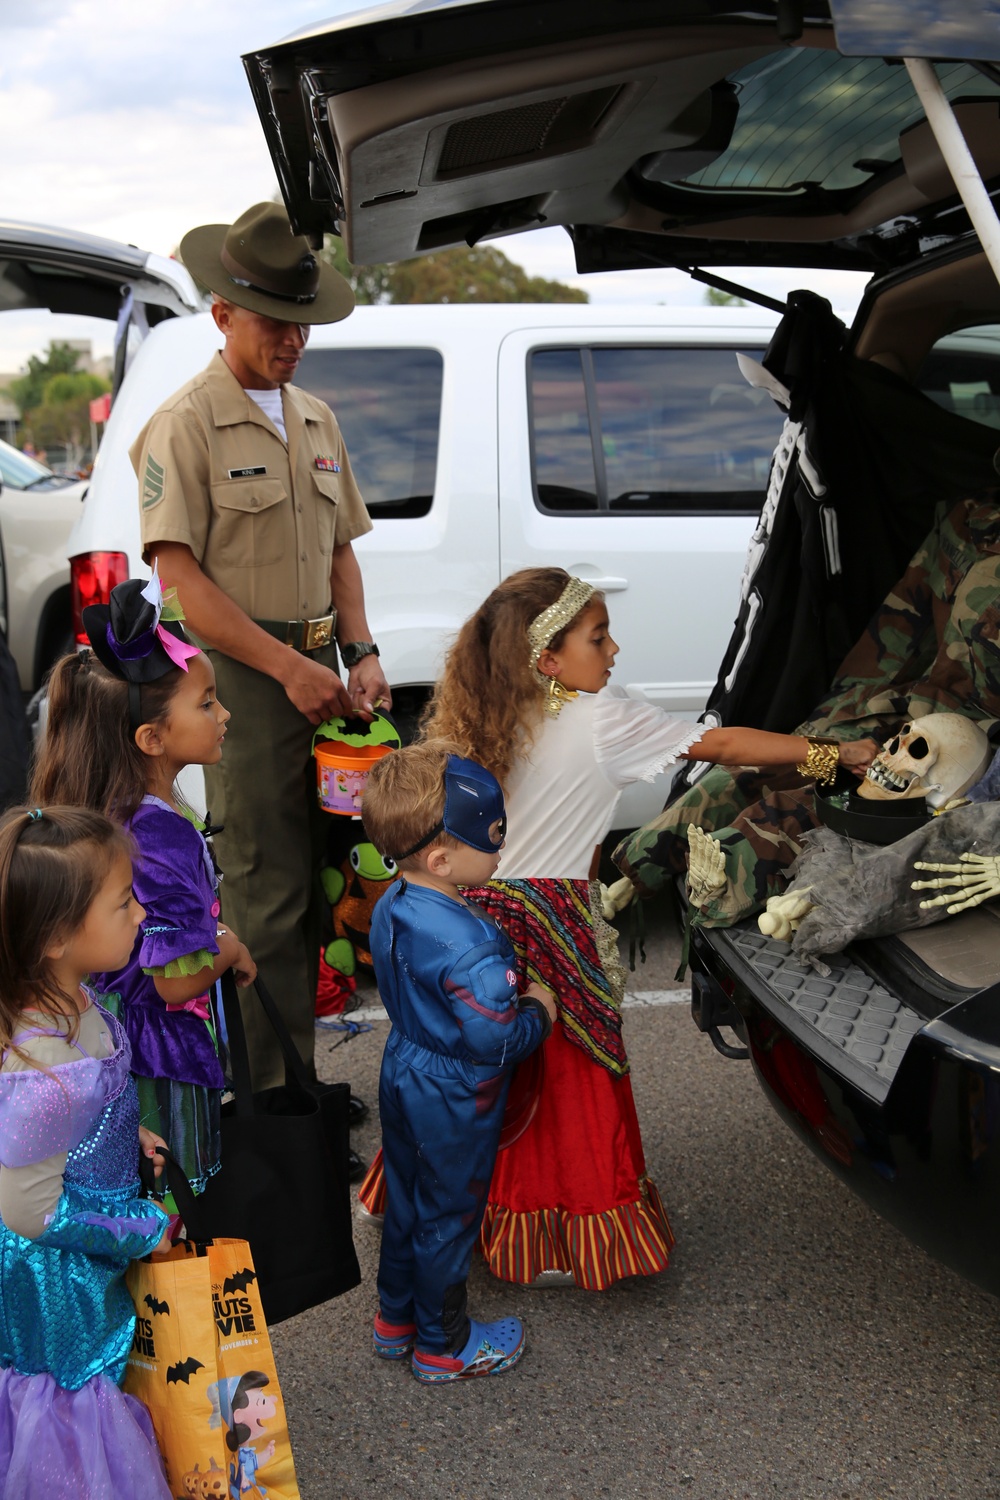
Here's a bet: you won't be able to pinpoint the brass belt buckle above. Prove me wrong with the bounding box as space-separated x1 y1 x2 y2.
301 614 334 651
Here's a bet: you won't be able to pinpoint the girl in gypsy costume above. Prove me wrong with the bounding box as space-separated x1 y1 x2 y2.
0 805 172 1499
361 568 875 1288
31 571 256 1213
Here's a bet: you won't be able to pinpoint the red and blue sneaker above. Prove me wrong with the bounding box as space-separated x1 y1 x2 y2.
411 1317 525 1384
372 1312 417 1361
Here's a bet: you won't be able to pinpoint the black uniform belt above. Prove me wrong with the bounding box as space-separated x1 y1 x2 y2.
255 613 336 652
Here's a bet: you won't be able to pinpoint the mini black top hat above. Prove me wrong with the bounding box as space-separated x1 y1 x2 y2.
82 570 200 728
83 579 193 684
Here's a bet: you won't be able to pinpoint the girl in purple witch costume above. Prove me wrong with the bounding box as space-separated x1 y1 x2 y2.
31 569 256 1216
0 804 172 1500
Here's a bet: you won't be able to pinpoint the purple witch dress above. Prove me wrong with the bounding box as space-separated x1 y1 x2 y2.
0 999 171 1499
94 795 226 1196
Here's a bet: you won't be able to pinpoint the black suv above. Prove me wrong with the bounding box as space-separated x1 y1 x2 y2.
243 0 1000 1296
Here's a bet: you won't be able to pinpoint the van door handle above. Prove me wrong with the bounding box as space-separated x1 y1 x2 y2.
576 574 629 592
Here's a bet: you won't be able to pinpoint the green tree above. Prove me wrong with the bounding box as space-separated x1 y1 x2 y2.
23 370 111 470
704 286 745 307
320 238 394 305
5 341 82 414
321 237 588 304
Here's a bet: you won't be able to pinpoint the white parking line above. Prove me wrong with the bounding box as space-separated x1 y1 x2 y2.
324 988 691 1027
623 989 691 1007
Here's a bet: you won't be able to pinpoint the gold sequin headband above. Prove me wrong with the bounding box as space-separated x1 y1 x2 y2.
527 577 596 671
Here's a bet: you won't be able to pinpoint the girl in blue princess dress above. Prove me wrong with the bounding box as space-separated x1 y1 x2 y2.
0 804 173 1500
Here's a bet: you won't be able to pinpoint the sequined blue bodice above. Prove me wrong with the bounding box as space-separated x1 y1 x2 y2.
0 1002 168 1391
63 1016 140 1202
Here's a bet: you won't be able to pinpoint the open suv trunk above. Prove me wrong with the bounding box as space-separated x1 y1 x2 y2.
244 0 1000 1294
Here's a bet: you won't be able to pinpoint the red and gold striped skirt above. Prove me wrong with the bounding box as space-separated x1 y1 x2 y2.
361 877 674 1290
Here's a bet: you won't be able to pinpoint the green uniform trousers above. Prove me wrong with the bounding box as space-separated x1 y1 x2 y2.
204 644 336 1090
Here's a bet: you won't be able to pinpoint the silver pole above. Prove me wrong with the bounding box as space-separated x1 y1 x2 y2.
904 56 1000 287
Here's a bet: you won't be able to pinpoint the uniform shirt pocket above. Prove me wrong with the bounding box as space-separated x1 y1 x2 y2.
209 476 288 569
311 471 340 555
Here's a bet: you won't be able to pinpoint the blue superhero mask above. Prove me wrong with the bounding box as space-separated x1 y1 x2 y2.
396 754 507 859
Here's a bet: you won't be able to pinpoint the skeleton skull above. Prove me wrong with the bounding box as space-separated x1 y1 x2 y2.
857 713 990 809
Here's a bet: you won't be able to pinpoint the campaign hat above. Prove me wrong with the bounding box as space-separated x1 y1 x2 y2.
180 202 354 325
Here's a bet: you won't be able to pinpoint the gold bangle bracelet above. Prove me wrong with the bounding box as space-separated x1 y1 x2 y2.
796 738 839 786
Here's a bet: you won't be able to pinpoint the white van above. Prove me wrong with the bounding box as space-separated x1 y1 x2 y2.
67 302 783 825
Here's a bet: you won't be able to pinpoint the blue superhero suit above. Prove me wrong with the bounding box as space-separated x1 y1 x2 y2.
371 879 550 1354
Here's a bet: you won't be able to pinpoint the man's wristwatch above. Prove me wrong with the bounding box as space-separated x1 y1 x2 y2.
339 641 380 669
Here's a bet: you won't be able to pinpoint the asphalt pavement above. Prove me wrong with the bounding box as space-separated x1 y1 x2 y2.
271 898 1000 1500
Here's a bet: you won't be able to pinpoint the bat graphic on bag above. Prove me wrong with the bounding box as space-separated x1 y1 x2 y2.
144 1293 170 1316
222 1267 257 1296
166 1356 205 1385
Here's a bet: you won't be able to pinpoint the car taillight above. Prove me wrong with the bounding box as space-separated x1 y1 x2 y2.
70 552 129 645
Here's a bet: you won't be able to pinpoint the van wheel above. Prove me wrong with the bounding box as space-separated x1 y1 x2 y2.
387 686 430 745
34 587 73 690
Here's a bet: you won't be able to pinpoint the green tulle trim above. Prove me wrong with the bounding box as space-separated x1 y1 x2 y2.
143 949 215 979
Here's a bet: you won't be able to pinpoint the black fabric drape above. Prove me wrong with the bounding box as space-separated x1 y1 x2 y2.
671 291 1000 804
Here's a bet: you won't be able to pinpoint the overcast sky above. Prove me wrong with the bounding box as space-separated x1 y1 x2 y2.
0 0 869 367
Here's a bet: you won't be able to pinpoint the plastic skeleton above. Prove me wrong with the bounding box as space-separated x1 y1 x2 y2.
686 824 727 905
856 714 990 809
757 713 993 941
911 853 1000 914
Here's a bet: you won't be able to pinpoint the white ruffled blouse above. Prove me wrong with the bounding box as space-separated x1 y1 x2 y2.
495 686 705 880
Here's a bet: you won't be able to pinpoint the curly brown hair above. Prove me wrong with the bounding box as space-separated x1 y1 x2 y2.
421 568 593 786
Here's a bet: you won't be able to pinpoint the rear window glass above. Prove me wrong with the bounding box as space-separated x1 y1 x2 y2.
681 53 1000 197
529 345 783 515
296 347 442 517
918 326 1000 431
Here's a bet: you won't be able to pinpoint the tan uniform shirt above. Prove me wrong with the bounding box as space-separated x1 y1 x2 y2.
131 351 372 620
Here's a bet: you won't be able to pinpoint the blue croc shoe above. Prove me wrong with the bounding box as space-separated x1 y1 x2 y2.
411 1317 525 1384
373 1312 417 1360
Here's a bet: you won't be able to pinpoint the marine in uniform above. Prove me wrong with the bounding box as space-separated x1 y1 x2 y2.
132 202 391 1089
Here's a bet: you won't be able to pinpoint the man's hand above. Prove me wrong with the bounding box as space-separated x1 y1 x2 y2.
284 653 354 724
348 654 392 719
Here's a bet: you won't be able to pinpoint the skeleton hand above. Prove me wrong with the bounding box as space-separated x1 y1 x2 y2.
600 876 636 920
757 887 815 942
912 852 1000 914
932 798 970 814
686 825 727 905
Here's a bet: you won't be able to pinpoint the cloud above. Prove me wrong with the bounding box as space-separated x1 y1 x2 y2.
0 0 869 321
0 0 338 252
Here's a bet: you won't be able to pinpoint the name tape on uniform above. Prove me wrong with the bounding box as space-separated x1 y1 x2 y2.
228 466 267 479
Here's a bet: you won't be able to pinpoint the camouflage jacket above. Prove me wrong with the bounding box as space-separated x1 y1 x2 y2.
800 497 1000 741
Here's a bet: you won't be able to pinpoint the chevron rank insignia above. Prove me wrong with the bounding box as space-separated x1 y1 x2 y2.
142 453 165 508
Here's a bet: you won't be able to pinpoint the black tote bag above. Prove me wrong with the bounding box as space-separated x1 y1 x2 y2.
180 972 361 1324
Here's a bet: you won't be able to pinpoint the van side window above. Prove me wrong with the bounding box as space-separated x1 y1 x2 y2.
296 347 443 517
529 345 782 516
917 325 1000 430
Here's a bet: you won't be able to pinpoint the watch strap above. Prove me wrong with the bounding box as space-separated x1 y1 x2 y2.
340 640 380 668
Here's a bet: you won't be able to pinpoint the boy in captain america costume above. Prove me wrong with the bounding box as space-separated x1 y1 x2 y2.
361 743 558 1383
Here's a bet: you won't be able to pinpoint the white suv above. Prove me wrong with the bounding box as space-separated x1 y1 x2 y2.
67 299 786 826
